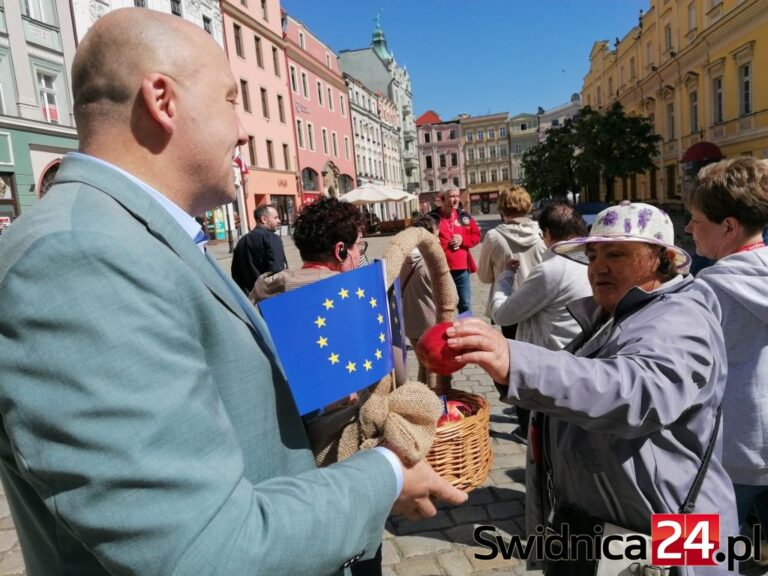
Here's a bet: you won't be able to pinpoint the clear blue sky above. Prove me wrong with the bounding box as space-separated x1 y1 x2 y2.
280 0 648 120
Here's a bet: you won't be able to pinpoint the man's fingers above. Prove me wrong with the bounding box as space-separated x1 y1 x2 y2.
431 480 468 507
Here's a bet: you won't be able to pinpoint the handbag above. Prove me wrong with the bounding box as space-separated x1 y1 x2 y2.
543 406 722 576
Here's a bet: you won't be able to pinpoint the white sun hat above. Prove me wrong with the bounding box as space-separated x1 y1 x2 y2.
552 201 691 270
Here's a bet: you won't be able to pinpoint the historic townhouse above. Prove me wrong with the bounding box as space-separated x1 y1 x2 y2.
415 110 463 209
0 0 78 221
582 0 767 204
219 0 298 232
338 22 419 196
460 113 513 215
284 14 355 201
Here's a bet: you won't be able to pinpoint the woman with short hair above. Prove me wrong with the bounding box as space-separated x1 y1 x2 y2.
448 201 738 574
685 157 768 564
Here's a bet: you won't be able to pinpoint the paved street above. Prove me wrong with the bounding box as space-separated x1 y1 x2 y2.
0 212 538 575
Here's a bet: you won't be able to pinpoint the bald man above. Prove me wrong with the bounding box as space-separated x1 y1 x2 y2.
0 9 464 576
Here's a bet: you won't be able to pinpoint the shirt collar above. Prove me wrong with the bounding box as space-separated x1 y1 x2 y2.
67 152 204 248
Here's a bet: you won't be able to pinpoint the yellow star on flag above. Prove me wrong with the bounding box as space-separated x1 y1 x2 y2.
379 332 385 343
314 316 326 328
346 361 356 373
364 359 373 371
369 297 377 308
328 352 340 365
323 298 334 310
375 349 382 360
339 288 349 299
356 288 365 298
316 336 328 348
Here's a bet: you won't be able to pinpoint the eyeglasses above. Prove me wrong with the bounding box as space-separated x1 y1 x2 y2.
355 240 369 256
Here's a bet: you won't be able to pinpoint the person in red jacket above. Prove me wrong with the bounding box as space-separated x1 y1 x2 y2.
428 187 481 313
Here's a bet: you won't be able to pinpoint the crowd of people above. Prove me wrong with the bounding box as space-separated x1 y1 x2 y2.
0 7 766 576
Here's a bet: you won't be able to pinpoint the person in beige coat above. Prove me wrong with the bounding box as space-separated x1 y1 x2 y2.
477 186 547 339
477 186 546 441
400 216 457 390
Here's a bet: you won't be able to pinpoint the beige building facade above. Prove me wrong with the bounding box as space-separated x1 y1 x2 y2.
461 113 512 215
582 0 768 204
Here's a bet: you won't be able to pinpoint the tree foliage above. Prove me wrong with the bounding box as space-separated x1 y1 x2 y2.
522 103 661 203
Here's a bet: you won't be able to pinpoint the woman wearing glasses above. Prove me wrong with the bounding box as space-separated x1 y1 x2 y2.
250 196 383 576
250 196 368 301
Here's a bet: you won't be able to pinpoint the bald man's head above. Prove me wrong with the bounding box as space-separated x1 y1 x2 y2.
72 8 218 144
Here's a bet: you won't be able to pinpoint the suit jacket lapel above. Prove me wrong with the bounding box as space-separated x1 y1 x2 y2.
54 155 254 331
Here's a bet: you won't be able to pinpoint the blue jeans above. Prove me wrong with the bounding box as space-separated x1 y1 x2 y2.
735 483 768 538
450 269 471 314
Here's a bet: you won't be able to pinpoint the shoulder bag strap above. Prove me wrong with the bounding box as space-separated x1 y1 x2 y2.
679 404 722 514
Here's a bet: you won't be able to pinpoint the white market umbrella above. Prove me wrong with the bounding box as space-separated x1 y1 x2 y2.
340 182 416 205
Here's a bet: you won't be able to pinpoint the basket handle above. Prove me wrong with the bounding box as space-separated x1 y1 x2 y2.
383 226 457 324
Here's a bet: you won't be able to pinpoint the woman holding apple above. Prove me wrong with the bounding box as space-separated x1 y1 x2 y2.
440 201 738 574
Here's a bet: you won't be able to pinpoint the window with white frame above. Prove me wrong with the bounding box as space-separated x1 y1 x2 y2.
664 24 672 51
260 0 267 20
477 130 484 141
37 72 59 123
501 167 509 180
327 87 333 111
478 147 485 160
254 35 263 67
296 119 305 148
467 148 474 161
289 66 298 93
513 144 523 155
299 31 305 49
22 0 48 22
489 145 496 159
480 171 487 183
344 136 350 160
488 128 495 139
233 24 244 58
451 152 458 166
316 81 323 106
277 94 285 123
687 2 696 31
499 126 507 137
332 132 338 157
260 88 269 118
739 63 752 115
689 91 699 133
500 145 508 157
469 172 476 185
272 47 280 76
321 128 328 154
466 131 473 141
666 102 675 139
490 169 497 182
301 72 309 98
340 95 346 116
170 0 181 16
712 76 724 123
307 123 315 151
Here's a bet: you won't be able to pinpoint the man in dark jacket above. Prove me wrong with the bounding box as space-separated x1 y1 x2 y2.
231 204 287 294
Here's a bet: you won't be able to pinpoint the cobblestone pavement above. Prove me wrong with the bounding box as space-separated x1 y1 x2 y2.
0 213 539 575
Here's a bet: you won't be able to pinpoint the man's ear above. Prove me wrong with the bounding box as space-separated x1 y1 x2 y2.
140 73 177 135
722 216 738 236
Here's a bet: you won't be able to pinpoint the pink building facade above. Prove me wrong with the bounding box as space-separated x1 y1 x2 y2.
283 15 356 200
416 110 464 211
221 0 299 231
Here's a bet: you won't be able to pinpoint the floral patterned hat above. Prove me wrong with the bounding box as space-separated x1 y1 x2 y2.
551 201 691 270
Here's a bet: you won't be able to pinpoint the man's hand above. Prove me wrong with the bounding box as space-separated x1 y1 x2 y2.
449 234 462 250
392 459 467 521
446 318 511 383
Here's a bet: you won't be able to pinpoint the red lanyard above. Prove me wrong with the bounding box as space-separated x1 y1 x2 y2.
302 262 334 270
736 241 765 254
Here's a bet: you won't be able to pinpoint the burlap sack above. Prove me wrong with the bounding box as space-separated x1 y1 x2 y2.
306 227 456 466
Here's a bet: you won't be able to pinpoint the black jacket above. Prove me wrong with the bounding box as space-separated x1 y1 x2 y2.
231 227 287 294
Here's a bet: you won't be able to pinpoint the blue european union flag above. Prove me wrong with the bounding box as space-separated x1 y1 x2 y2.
258 261 394 415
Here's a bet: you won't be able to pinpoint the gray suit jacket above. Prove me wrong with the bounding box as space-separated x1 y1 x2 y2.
0 154 395 575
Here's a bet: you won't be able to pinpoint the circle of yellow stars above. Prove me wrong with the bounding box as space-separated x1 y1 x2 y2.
313 285 388 374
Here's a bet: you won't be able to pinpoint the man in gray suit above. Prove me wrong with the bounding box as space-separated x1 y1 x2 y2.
0 9 465 575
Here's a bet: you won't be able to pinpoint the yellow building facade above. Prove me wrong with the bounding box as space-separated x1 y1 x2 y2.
582 0 768 205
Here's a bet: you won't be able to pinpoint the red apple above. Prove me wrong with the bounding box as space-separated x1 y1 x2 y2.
416 321 465 375
437 400 473 427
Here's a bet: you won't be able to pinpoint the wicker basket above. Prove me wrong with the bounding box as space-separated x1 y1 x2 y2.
426 389 492 492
